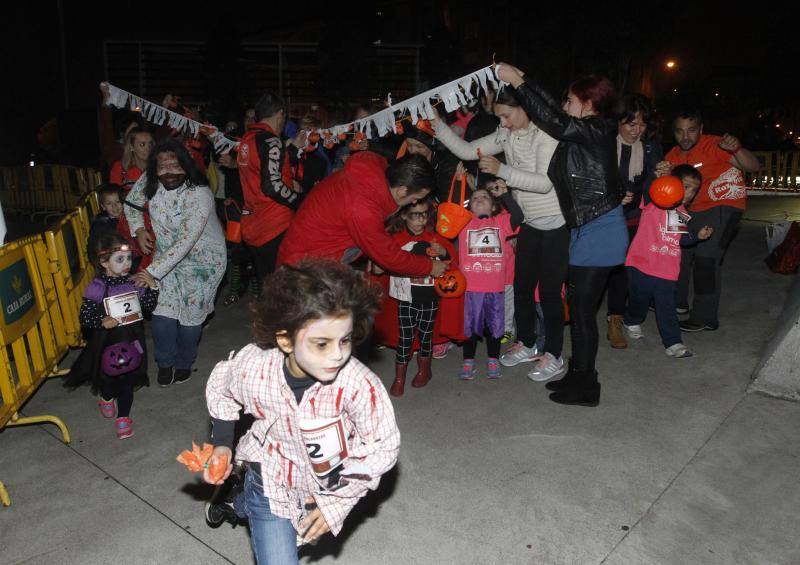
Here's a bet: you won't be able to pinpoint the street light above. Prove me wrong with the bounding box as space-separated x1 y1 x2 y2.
666 60 677 69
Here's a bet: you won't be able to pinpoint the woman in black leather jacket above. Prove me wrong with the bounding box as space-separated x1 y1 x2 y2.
497 63 628 407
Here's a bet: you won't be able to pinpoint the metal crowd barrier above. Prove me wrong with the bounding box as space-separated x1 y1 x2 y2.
0 186 99 506
746 151 800 191
0 234 75 507
0 165 101 219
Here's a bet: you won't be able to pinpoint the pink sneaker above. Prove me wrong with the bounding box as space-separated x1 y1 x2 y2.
98 398 116 419
115 417 134 440
432 342 454 359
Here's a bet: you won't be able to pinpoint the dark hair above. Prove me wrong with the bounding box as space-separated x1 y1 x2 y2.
386 198 436 233
617 93 654 126
90 231 131 272
386 154 436 195
251 259 382 349
97 184 123 202
671 164 702 184
254 92 286 122
672 109 703 128
143 139 207 200
569 75 618 118
495 87 524 109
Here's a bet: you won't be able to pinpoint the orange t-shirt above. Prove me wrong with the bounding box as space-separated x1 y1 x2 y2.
665 134 746 212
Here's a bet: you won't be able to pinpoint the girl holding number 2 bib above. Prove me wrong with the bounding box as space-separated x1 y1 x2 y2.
67 232 159 439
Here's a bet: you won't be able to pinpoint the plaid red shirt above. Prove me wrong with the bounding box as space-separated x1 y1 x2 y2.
206 344 400 536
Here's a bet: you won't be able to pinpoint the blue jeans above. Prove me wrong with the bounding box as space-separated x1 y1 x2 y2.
624 267 681 348
234 466 298 565
151 315 203 370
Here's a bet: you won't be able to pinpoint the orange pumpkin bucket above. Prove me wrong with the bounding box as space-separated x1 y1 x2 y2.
224 200 243 244
436 174 473 239
435 268 467 298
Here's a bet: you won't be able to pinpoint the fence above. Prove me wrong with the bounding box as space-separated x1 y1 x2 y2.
0 165 101 220
746 151 800 191
0 174 99 507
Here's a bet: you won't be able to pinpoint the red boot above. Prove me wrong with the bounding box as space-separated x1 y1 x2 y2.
411 356 432 388
390 363 408 397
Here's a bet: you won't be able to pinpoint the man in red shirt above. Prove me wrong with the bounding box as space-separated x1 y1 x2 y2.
665 110 760 332
277 152 450 279
238 92 303 282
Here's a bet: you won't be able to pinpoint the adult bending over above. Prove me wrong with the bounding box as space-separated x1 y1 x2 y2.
497 63 627 407
127 139 227 386
277 152 449 279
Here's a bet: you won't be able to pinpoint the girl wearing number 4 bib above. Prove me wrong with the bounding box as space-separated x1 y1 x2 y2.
66 233 159 439
458 182 524 380
204 259 400 565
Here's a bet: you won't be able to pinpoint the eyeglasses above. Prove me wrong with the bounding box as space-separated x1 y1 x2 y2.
406 211 430 220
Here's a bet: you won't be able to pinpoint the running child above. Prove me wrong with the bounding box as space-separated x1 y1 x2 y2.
204 259 400 564
458 179 523 380
623 165 713 357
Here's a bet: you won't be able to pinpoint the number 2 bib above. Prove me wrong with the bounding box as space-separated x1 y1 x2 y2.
103 291 143 326
299 416 349 478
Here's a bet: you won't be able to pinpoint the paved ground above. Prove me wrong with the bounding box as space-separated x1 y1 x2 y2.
2 196 800 565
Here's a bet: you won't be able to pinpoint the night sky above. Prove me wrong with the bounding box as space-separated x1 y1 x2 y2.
3 1 798 166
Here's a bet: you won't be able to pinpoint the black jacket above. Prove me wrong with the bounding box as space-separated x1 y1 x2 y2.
514 77 623 228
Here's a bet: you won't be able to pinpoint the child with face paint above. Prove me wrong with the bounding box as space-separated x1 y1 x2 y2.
457 177 524 380
65 233 159 439
204 259 400 564
380 198 456 397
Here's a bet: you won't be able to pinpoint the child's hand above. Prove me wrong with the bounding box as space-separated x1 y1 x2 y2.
300 496 331 543
133 270 157 289
102 316 119 329
428 241 446 258
489 179 508 197
202 446 233 485
655 161 673 177
455 161 466 180
698 225 714 240
621 191 634 205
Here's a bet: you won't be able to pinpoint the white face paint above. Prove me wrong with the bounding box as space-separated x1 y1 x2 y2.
284 315 354 383
102 249 133 277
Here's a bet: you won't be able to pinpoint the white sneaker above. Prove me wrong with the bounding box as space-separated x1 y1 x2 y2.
623 323 644 339
665 343 693 358
527 353 566 382
499 342 538 367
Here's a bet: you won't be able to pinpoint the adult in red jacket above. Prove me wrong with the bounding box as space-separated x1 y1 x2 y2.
277 152 450 278
238 92 303 282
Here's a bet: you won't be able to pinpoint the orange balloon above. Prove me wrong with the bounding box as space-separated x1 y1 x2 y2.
435 269 467 298
649 176 685 208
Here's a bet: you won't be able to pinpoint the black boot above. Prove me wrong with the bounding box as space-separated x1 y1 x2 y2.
545 361 580 392
549 370 600 407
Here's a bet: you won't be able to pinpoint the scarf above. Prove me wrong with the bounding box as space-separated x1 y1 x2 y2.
616 135 644 182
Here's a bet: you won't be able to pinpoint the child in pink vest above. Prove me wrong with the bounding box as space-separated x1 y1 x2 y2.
623 165 713 358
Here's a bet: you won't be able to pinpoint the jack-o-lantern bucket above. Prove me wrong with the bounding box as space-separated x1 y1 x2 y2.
435 268 467 298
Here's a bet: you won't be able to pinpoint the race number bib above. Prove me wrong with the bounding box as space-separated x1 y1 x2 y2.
103 292 143 326
299 416 349 478
467 228 502 256
665 209 691 234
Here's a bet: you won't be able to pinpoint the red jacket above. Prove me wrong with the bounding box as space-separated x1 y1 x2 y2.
277 152 432 277
238 123 299 246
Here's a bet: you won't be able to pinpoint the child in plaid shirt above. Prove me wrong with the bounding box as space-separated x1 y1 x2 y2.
204 259 400 565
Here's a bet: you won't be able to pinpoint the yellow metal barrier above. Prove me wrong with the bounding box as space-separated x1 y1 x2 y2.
0 235 73 506
0 165 101 216
44 211 94 348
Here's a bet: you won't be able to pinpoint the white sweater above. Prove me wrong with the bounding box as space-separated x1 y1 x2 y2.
434 121 564 228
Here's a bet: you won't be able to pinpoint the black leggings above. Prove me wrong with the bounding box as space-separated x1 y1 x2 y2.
568 265 614 372
463 329 501 360
514 225 570 356
101 380 134 418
